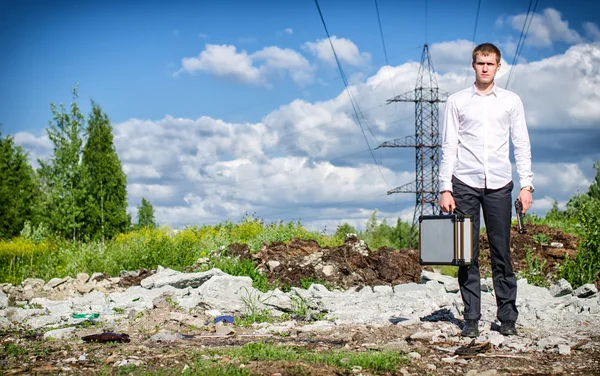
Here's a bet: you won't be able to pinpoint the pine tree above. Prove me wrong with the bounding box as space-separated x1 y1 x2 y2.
137 198 156 228
82 101 130 240
0 127 41 239
37 86 88 240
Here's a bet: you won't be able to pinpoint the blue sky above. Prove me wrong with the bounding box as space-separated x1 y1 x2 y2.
1 0 599 231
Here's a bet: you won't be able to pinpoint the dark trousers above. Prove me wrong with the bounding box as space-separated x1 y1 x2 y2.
452 176 518 323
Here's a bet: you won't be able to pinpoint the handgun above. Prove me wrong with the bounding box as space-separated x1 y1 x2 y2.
515 198 526 234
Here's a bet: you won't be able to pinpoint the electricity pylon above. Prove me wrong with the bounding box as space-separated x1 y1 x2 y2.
376 44 448 243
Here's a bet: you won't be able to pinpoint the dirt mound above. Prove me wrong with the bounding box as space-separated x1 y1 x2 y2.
224 224 581 290
227 236 422 290
479 224 580 281
118 268 155 288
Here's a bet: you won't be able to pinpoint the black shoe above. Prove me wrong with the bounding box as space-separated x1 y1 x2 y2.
500 320 517 336
461 320 480 338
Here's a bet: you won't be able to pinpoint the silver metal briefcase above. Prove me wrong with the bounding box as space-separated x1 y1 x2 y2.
418 213 473 266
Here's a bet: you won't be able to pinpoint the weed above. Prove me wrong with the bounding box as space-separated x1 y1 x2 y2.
238 287 273 326
518 246 547 287
166 296 179 309
532 233 551 247
290 294 313 319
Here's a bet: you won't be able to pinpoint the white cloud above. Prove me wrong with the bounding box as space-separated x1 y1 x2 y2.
176 44 314 86
303 36 371 67
531 163 591 195
507 8 582 47
433 41 600 127
429 39 475 74
13 131 52 168
252 46 314 86
584 22 600 41
285 28 293 35
15 39 600 231
178 44 262 84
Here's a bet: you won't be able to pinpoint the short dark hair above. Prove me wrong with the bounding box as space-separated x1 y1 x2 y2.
472 43 501 64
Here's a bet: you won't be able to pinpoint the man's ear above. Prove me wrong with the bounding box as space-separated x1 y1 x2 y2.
497 63 501 71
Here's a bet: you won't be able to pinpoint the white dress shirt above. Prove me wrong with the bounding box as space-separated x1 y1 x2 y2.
439 84 533 192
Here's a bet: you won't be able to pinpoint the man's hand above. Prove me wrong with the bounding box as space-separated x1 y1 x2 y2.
440 191 456 213
517 189 533 213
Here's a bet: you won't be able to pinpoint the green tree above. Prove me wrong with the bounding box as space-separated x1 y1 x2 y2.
136 198 156 228
0 127 42 238
392 217 414 249
587 159 600 201
82 101 130 239
334 222 357 241
37 86 88 240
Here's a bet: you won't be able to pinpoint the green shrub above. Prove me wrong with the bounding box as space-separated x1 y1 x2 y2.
558 197 600 288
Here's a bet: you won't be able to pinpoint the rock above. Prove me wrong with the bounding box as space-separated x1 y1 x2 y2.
537 336 569 350
373 285 393 294
22 278 45 291
321 264 335 276
407 351 421 360
110 285 179 311
410 330 442 341
195 275 255 314
152 292 177 309
214 322 235 336
266 260 281 271
420 271 459 293
549 279 573 297
151 330 185 342
43 327 76 340
557 344 571 355
89 272 106 282
487 331 505 347
299 252 323 268
140 267 224 289
205 309 222 317
45 277 70 289
574 284 598 298
76 273 90 283
0 291 8 309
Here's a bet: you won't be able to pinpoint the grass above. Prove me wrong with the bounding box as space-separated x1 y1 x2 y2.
518 246 547 287
4 337 408 376
1 200 599 290
0 216 339 287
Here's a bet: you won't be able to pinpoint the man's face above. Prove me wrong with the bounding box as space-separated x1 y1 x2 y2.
472 53 500 85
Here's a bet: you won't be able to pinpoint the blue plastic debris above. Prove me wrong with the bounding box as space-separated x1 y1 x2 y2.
213 315 234 324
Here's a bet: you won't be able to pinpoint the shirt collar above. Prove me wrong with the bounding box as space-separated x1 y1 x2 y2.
471 83 499 97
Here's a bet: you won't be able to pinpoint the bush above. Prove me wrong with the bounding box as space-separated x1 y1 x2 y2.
558 198 600 288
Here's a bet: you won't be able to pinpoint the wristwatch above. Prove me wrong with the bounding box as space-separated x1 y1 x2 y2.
521 186 535 193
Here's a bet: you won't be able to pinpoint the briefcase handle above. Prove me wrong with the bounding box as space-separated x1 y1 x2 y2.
439 208 465 218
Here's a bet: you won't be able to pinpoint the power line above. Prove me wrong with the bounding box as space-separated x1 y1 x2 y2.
463 0 482 88
313 0 391 189
505 0 539 89
374 0 396 97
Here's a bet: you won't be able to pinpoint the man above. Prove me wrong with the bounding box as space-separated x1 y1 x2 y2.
439 43 534 338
